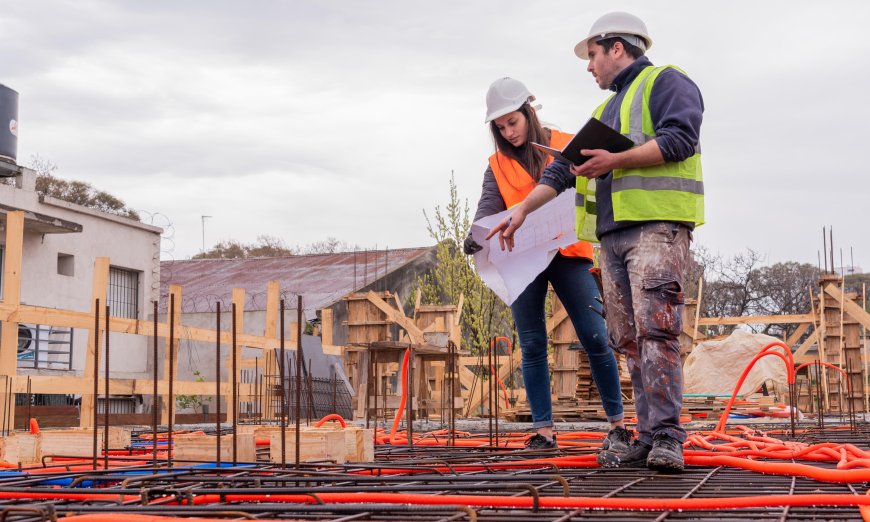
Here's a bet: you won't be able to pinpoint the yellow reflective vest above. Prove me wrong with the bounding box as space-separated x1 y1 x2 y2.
575 65 704 242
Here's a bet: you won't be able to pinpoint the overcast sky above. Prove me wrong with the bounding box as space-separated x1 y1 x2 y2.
3 1 868 269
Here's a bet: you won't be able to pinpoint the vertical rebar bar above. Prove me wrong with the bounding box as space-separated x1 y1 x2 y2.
4 378 10 437
406 347 413 447
232 302 238 466
307 357 314 424
822 227 828 274
25 376 31 432
152 301 158 468
332 368 337 414
494 341 500 448
279 299 286 468
215 301 221 470
92 298 100 470
488 337 493 447
168 294 175 468
449 340 455 447
4 377 10 437
104 304 110 471
295 295 303 470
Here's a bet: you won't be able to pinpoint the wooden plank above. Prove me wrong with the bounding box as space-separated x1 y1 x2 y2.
0 211 23 428
174 432 256 463
165 284 183 425
225 288 246 425
697 314 814 326
824 284 870 330
79 257 110 429
321 308 333 346
0 302 286 350
365 291 424 343
692 276 704 343
546 307 568 334
0 433 40 465
265 427 349 463
785 322 810 349
792 331 819 364
41 427 131 459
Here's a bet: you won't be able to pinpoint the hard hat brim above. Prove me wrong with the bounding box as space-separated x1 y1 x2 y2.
575 33 653 60
484 104 524 124
574 36 596 60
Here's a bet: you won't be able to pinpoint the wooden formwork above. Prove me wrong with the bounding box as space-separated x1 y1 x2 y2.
263 425 373 464
0 433 40 465
0 427 132 465
40 427 131 458
173 431 256 463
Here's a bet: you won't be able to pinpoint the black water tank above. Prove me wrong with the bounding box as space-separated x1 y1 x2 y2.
0 84 18 162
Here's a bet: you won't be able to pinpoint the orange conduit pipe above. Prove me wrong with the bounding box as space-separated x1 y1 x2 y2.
388 348 411 442
315 414 347 428
184 491 870 511
714 342 795 433
795 361 852 396
63 516 234 522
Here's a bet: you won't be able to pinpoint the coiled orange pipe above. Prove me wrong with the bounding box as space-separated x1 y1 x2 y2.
714 341 795 432
315 414 347 428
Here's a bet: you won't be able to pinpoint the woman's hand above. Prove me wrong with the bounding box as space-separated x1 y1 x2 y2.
485 210 526 252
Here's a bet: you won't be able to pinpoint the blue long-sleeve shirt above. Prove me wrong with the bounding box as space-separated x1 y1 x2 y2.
539 56 704 239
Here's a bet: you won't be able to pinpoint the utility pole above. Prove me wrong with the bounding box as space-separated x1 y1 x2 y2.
201 215 212 253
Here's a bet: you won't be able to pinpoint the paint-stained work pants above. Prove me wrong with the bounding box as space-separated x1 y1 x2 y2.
601 222 691 444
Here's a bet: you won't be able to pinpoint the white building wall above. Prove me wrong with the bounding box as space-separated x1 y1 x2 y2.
1 170 161 379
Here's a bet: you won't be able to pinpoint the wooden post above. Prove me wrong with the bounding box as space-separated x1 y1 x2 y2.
0 212 24 430
225 288 245 424
264 282 279 421
692 276 704 344
79 257 110 429
160 284 182 426
321 308 333 347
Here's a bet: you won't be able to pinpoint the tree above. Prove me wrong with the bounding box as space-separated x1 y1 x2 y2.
28 155 140 221
694 247 819 339
194 235 295 259
414 173 514 355
193 235 359 259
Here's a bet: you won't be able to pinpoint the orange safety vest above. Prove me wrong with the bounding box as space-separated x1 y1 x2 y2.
488 129 594 260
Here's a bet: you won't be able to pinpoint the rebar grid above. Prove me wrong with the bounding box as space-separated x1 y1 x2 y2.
0 424 867 521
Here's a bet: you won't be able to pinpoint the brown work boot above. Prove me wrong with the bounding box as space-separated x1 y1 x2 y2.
597 437 650 468
646 433 684 472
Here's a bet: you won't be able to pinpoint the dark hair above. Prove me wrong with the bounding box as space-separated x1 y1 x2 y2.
489 103 550 182
596 36 645 59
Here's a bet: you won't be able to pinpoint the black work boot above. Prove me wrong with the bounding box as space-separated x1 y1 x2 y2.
525 433 557 450
598 438 650 468
647 433 684 472
596 426 633 467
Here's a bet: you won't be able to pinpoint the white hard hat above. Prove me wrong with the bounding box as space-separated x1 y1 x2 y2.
574 12 652 60
484 77 533 123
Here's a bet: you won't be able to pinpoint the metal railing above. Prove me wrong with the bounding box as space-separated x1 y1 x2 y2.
15 324 74 370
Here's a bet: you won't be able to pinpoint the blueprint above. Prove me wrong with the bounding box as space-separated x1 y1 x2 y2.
470 190 578 305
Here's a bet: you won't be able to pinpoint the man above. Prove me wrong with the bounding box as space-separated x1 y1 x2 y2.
486 11 704 471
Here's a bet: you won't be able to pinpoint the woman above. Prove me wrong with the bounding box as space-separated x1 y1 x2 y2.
465 77 627 451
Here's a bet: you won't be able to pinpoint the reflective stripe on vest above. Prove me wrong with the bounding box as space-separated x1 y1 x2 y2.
489 129 594 259
587 65 705 226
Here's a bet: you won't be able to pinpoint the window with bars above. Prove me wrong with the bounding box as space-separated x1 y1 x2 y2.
107 266 140 319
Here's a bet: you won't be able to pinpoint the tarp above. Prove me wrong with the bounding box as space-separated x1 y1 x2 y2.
683 330 789 398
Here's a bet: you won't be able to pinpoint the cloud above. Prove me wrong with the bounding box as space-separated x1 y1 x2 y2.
2 0 868 265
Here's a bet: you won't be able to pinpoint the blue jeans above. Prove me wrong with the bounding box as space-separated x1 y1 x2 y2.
511 254 624 428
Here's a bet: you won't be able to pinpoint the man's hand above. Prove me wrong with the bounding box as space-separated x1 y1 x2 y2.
570 149 618 179
485 210 526 252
